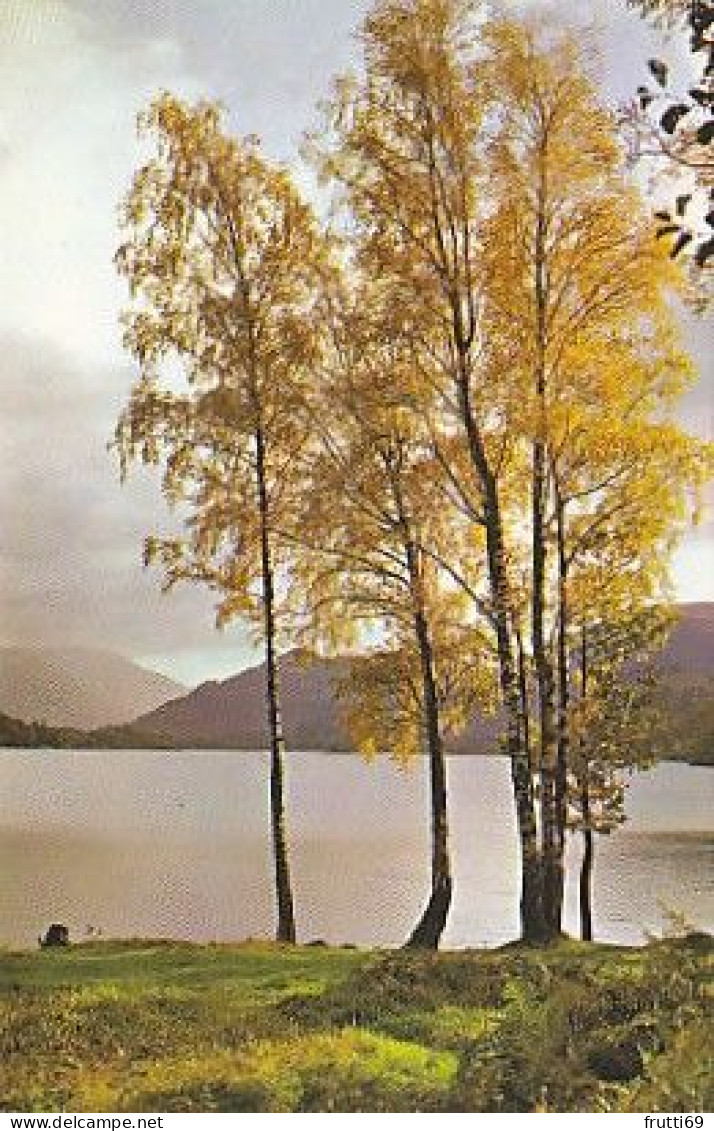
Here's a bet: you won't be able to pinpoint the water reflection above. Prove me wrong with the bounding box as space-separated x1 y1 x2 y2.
0 751 711 947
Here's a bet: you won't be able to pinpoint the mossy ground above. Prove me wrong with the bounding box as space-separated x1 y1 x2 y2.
1 935 711 1112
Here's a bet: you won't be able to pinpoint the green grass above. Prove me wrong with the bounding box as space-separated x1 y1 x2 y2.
0 939 362 999
1 935 711 1112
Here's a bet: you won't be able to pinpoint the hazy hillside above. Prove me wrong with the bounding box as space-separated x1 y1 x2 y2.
1 605 709 757
0 647 185 729
656 602 713 672
127 604 712 757
132 652 352 751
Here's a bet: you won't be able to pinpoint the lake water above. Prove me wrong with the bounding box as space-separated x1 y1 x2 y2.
0 751 711 948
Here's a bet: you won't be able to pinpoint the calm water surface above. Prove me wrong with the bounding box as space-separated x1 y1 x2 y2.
0 750 711 947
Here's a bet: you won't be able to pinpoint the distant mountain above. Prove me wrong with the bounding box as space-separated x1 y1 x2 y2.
0 647 185 729
124 603 712 759
129 651 352 751
656 602 714 672
1 605 709 761
650 603 714 765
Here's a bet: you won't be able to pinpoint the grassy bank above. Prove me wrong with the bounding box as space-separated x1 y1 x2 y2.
1 936 711 1112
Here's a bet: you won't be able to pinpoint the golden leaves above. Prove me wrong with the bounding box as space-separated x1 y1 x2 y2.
113 5 710 802
115 93 336 632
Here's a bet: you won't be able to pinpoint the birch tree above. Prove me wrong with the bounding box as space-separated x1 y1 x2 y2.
293 285 492 947
115 94 332 943
479 18 712 936
310 0 547 941
311 1 710 941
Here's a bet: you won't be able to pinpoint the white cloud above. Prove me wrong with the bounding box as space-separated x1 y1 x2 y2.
674 530 714 603
0 2 200 365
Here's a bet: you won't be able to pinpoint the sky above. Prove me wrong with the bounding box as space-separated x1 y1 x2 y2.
0 0 711 688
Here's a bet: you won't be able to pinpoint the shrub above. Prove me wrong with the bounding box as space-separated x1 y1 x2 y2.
582 1021 664 1083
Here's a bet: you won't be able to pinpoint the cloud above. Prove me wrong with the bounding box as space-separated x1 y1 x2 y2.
0 0 201 365
0 0 372 681
0 333 255 674
674 523 714 603
65 0 370 155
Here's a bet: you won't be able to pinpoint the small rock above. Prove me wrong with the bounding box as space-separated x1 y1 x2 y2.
39 923 70 948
